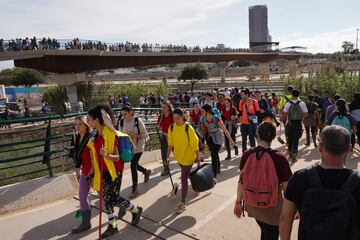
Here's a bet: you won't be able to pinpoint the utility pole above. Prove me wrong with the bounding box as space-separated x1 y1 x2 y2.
356 28 359 51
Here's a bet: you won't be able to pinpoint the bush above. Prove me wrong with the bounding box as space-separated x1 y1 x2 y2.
284 67 360 101
95 82 170 107
42 86 68 114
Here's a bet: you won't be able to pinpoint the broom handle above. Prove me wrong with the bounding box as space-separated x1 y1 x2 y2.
156 126 175 189
99 145 104 240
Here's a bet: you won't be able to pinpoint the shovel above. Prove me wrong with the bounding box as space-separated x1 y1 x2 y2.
277 122 285 145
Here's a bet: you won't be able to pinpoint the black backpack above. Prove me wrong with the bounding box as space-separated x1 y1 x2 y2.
299 166 360 240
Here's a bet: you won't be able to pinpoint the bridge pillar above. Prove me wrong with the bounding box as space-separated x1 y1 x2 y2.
259 62 270 81
289 60 297 77
54 73 86 112
219 62 227 83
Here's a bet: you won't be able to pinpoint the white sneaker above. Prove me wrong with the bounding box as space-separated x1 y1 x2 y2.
175 202 186 214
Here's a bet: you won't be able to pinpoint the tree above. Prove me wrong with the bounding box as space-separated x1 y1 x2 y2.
0 67 45 87
342 41 354 54
42 86 69 114
178 64 208 94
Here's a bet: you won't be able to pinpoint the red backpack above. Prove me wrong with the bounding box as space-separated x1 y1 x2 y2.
241 148 279 208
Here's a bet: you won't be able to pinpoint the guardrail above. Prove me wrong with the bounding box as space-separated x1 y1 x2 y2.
0 108 166 186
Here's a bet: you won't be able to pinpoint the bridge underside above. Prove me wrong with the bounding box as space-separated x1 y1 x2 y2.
0 50 307 73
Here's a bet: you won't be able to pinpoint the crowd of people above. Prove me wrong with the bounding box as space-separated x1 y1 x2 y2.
0 37 60 51
67 85 360 239
0 37 254 53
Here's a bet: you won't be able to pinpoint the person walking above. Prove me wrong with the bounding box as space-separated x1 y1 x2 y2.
238 88 260 153
326 99 357 149
166 108 201 213
222 97 239 160
234 122 292 240
282 89 308 162
71 116 92 234
304 95 320 148
200 104 235 178
280 126 360 240
118 104 151 199
87 104 143 238
349 93 360 148
157 100 174 176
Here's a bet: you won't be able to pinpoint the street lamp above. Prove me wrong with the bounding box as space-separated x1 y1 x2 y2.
356 28 359 51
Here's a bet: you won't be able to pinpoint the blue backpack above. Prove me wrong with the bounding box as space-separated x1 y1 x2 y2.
332 115 352 133
117 133 134 163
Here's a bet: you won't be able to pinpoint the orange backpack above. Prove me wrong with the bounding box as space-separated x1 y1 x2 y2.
241 149 279 208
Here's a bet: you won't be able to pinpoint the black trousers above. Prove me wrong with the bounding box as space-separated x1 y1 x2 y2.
240 124 256 152
256 220 279 240
286 124 302 155
225 125 237 156
131 152 147 187
305 126 317 145
206 136 221 178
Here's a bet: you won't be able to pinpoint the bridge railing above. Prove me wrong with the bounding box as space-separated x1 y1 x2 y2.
0 38 282 53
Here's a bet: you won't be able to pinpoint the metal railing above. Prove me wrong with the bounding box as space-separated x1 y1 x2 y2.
0 107 167 186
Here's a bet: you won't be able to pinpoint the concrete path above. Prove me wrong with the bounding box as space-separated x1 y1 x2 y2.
1 132 359 240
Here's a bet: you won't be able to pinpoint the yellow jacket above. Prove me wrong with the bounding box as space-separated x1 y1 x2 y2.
278 95 292 112
87 125 123 191
167 123 199 166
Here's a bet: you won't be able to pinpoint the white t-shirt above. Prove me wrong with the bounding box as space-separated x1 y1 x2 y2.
283 99 308 124
139 96 145 105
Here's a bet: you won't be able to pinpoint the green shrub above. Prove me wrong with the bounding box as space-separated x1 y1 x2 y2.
284 67 360 101
42 86 68 114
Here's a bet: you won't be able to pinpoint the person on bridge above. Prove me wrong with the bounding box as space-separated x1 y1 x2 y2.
70 116 92 234
118 104 151 199
87 104 143 238
157 100 174 176
166 108 201 213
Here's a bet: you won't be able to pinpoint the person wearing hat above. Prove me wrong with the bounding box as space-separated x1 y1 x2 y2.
119 104 151 199
166 108 201 214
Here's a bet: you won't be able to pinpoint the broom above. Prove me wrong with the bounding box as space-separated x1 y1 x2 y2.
277 122 285 145
156 126 178 196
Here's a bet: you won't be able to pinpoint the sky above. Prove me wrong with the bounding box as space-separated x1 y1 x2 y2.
0 0 359 69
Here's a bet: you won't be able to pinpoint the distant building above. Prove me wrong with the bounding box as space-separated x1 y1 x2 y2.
249 5 272 51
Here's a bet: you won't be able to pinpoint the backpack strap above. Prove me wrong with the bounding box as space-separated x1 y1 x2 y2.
305 165 323 188
170 123 174 132
185 123 190 141
120 118 124 129
213 115 219 127
134 117 140 134
341 171 360 194
284 96 290 102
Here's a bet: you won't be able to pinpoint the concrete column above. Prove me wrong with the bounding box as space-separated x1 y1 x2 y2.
54 73 86 112
219 62 227 83
259 62 270 81
289 60 297 77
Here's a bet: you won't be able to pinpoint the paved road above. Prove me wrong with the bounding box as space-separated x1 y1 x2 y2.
1 131 359 240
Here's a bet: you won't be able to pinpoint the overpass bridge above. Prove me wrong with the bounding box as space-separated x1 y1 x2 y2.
0 50 308 109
